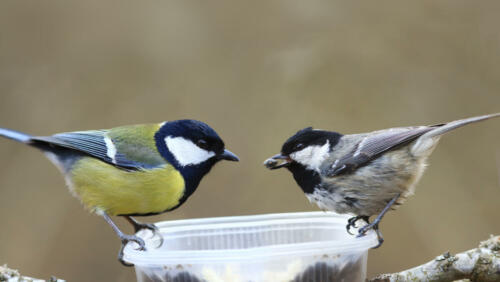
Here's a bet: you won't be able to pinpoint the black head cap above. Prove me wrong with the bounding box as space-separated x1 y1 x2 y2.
281 127 342 156
159 119 225 154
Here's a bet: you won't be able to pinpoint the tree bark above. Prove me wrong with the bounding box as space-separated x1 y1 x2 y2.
370 235 500 282
0 264 64 282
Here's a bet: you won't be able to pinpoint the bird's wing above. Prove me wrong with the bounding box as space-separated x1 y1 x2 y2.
31 128 165 170
322 126 435 177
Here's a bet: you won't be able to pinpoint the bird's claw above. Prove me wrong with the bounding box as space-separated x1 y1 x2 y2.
118 244 134 267
356 222 384 248
346 216 369 235
356 222 377 237
117 234 146 267
133 222 159 234
134 223 164 248
121 234 146 251
127 218 164 248
346 217 358 235
372 235 384 249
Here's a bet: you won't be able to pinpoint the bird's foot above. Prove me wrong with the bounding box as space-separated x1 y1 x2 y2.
356 222 384 249
137 223 164 248
354 194 399 249
118 234 146 267
356 221 377 237
121 234 146 250
138 224 163 248
126 217 164 248
372 228 384 249
346 215 370 235
133 222 159 234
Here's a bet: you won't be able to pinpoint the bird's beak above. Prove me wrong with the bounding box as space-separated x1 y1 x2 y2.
263 154 292 170
219 149 239 161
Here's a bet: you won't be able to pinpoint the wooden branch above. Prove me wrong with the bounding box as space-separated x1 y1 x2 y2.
370 235 500 282
0 264 64 282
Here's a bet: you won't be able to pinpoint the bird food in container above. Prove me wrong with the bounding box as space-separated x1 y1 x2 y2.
123 212 378 282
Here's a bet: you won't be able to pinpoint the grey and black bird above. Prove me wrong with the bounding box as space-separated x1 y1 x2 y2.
264 113 500 247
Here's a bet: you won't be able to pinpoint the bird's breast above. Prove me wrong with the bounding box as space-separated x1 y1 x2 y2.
67 157 186 216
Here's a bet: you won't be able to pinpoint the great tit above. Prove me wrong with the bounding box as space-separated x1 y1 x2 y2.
0 119 239 265
264 113 499 247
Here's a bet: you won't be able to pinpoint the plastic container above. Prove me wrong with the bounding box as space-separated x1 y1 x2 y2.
123 212 378 282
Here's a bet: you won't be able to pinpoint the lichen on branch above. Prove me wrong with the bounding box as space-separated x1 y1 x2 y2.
370 235 500 282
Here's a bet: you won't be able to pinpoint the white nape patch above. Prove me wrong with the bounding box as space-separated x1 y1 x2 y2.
104 135 117 164
165 136 215 166
290 140 330 172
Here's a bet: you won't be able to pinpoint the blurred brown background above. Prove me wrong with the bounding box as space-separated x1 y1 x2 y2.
1 1 499 281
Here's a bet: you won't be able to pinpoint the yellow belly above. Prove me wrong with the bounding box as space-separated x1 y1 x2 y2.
68 157 185 216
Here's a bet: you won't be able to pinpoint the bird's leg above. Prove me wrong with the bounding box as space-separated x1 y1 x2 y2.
124 216 164 247
101 212 146 267
346 215 370 235
372 227 384 249
356 193 400 248
124 216 159 233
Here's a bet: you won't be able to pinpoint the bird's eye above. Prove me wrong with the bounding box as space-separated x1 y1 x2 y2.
294 143 305 151
196 139 209 150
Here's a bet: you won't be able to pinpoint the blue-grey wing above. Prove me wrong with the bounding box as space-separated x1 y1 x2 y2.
31 131 149 170
323 126 435 177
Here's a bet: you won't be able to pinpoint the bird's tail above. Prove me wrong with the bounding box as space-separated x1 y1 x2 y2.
411 113 500 157
0 128 32 143
423 112 500 139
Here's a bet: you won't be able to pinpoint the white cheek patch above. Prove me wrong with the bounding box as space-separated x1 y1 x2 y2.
290 140 330 171
165 136 215 166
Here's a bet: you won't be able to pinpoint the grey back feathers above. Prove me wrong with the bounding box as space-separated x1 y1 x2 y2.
324 113 500 177
323 127 433 176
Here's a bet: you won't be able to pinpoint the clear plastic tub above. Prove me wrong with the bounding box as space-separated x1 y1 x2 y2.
123 212 378 282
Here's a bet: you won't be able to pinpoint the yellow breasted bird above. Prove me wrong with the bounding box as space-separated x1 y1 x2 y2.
0 120 239 265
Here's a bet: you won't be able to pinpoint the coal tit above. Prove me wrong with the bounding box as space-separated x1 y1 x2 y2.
264 113 500 247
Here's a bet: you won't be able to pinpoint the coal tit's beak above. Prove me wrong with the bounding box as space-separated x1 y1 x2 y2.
219 149 239 162
263 154 292 169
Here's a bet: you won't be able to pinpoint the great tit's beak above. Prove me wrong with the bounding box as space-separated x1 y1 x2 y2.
263 154 292 169
219 149 239 161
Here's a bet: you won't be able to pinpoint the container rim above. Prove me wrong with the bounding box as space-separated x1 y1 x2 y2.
123 211 379 266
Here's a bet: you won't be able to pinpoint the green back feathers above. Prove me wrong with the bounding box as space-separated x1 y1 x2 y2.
108 123 165 168
32 123 166 170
